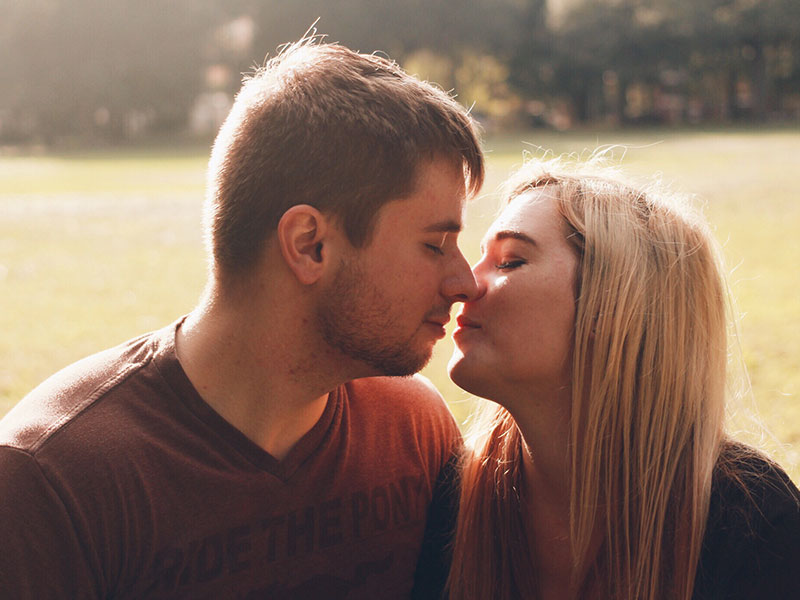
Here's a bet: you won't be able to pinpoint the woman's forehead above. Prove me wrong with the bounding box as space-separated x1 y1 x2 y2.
481 190 563 249
498 189 559 228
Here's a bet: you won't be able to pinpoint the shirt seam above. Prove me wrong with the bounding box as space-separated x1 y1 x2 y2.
27 354 154 453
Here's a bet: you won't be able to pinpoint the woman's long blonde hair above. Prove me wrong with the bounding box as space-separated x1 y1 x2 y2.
447 158 729 600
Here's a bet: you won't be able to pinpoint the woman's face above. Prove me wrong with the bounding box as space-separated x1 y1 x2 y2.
448 189 579 402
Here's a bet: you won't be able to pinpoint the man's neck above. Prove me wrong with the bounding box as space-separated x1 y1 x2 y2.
175 294 340 461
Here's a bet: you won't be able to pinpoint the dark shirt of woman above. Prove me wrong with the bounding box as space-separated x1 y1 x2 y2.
693 443 800 599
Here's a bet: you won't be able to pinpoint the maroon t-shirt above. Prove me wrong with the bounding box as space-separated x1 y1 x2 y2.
0 321 461 599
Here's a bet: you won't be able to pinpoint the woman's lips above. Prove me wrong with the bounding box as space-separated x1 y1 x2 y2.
453 314 481 342
456 314 481 329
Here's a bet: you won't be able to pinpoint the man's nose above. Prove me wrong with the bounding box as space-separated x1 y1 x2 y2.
467 256 488 302
441 250 479 303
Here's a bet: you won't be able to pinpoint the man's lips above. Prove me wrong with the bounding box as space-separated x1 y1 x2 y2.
423 315 450 340
424 314 451 328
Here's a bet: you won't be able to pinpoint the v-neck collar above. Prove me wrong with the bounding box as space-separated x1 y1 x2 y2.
151 319 342 482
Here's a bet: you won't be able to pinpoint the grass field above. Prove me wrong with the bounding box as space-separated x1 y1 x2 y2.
1 128 798 482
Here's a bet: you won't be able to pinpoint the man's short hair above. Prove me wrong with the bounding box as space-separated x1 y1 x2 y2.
204 37 484 277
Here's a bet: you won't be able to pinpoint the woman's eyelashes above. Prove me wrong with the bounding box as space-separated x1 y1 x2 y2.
483 240 530 271
496 259 526 270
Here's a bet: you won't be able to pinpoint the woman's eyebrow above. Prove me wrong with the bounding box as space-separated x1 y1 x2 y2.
480 230 536 254
493 230 537 246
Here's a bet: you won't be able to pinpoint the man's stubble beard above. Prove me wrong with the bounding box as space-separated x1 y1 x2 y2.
316 258 433 377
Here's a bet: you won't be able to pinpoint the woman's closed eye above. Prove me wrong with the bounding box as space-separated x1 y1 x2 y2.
496 259 526 270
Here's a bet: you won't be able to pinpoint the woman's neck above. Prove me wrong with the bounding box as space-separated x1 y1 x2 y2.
507 386 603 600
509 386 572 512
517 408 573 599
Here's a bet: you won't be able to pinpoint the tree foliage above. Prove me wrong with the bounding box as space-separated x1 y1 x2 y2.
0 0 798 143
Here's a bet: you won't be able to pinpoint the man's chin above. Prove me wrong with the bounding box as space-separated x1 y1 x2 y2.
376 354 431 378
369 345 433 378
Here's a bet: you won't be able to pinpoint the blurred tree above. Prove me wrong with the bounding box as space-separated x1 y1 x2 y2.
502 0 553 124
243 0 526 80
652 0 800 121
0 0 245 142
515 0 800 125
235 0 530 125
527 0 691 125
1 0 798 143
710 0 799 121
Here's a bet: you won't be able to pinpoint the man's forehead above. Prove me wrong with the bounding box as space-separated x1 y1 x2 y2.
375 158 468 232
378 191 466 231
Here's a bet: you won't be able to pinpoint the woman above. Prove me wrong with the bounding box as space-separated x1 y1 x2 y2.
445 158 800 600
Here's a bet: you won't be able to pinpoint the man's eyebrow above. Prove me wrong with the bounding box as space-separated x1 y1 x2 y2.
423 219 463 233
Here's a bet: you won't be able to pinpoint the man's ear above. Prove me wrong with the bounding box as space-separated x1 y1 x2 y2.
277 205 329 285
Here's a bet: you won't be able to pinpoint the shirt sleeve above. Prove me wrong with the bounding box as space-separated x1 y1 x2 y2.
0 447 99 600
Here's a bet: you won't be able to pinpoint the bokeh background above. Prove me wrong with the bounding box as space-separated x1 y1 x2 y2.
3 0 800 142
1 0 798 480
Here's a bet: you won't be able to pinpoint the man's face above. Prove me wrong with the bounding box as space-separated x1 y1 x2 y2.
317 157 478 376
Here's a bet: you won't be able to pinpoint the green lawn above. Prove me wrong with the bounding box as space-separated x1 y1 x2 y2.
1 128 798 482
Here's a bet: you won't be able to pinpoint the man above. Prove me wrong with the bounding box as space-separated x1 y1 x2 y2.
0 38 483 598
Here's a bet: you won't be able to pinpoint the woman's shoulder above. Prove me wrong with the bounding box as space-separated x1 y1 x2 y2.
710 441 799 523
694 440 800 599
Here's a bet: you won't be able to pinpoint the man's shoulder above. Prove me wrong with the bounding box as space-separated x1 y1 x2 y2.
347 374 447 411
0 327 167 454
345 375 460 449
